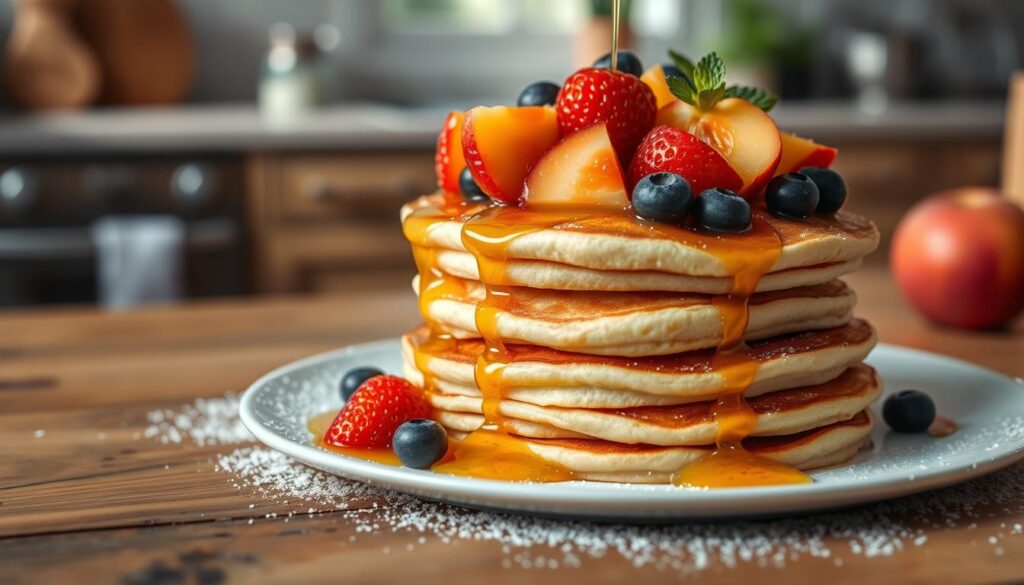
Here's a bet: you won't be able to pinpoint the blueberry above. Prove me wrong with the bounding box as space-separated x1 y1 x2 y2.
883 390 936 433
632 172 693 224
459 167 490 202
392 419 448 469
765 173 820 219
592 50 643 77
661 63 685 79
517 81 560 107
340 367 384 401
801 167 847 215
695 188 751 233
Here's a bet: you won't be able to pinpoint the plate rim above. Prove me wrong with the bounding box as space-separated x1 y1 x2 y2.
239 340 1024 519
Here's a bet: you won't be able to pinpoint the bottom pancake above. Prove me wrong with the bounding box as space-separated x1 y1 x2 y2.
446 411 873 484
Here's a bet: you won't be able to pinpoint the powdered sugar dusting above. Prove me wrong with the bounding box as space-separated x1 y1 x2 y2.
145 394 253 446
145 394 1024 574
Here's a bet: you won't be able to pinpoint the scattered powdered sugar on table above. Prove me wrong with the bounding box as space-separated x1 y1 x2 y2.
149 394 1024 574
144 394 253 446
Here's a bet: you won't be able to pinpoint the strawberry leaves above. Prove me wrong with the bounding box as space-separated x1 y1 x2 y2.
664 50 778 113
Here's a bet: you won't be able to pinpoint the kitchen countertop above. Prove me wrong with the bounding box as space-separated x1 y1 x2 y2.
0 101 1006 157
1 268 1023 584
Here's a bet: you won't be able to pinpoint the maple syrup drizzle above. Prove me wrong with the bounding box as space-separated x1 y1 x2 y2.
673 218 812 488
426 207 579 480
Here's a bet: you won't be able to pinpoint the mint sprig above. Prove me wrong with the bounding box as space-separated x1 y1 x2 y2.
664 50 778 113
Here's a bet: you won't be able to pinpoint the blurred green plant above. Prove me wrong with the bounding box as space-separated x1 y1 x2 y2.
719 0 814 69
589 0 633 18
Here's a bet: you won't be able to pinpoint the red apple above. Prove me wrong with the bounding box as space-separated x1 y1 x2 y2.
776 132 837 175
523 123 628 209
891 187 1024 329
656 97 781 196
462 106 560 204
434 111 466 193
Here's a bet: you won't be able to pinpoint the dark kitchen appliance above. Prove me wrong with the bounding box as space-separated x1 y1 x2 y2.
0 157 247 308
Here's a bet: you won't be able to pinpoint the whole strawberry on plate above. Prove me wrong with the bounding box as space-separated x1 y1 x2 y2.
556 67 656 162
324 375 430 449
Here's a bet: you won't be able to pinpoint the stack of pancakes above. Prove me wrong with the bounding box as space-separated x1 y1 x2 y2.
401 193 881 483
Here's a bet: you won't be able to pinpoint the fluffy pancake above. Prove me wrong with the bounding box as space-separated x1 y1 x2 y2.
430 364 879 446
445 411 874 483
429 248 862 294
402 194 879 282
402 320 877 407
418 277 857 356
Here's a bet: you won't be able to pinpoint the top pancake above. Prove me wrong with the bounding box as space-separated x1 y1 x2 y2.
402 193 879 291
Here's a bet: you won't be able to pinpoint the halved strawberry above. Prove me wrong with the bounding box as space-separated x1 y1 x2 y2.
523 123 629 209
434 111 466 193
323 375 430 449
462 106 560 204
628 126 743 196
556 67 656 162
776 132 837 175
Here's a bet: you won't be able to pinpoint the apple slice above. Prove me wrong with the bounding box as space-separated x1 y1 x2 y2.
640 65 677 110
462 106 560 204
777 132 837 174
656 98 782 197
434 111 466 193
523 123 628 210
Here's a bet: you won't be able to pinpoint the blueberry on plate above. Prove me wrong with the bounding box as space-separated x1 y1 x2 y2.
592 50 643 77
340 366 385 401
695 187 751 233
392 419 448 469
801 167 847 215
459 167 490 202
632 172 693 224
765 172 820 219
517 81 560 107
883 390 936 433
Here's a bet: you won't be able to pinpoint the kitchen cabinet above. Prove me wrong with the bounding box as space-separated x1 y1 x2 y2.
246 152 435 294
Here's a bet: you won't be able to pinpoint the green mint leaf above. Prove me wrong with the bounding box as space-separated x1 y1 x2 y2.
693 52 726 92
724 85 779 111
667 49 696 80
698 83 727 112
666 76 697 108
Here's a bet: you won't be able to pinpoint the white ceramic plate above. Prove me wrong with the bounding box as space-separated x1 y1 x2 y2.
240 341 1024 521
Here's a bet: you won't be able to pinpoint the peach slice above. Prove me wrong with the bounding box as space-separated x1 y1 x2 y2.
656 98 782 196
777 132 837 175
523 123 629 210
640 65 677 110
462 106 560 204
434 111 466 193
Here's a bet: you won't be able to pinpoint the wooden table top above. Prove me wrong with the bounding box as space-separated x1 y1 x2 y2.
2 267 1022 585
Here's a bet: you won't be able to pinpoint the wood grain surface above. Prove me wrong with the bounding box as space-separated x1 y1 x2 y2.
1 269 1022 585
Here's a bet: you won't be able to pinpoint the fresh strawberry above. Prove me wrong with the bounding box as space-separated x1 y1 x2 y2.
628 126 743 196
324 375 430 449
556 67 656 162
434 111 466 194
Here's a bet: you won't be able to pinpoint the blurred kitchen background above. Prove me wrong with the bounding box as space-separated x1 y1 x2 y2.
0 0 1019 309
